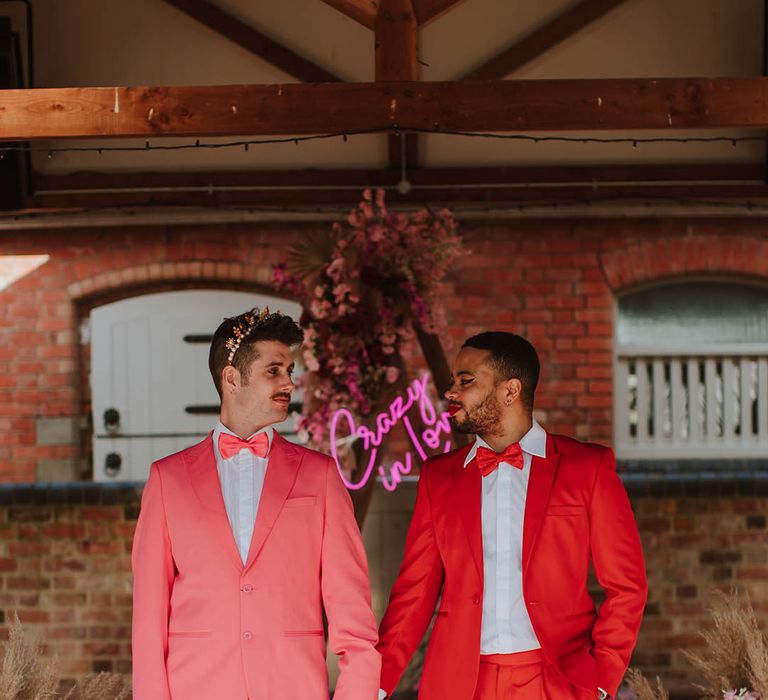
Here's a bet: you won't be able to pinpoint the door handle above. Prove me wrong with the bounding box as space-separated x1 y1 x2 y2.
103 408 120 434
104 452 122 477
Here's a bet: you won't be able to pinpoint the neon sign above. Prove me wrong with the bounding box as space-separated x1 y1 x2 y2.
330 374 453 492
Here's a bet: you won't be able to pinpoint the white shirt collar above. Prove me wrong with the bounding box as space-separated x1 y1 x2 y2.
462 419 547 469
213 420 274 463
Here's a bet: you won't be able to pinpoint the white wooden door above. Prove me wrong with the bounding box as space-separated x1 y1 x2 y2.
91 290 302 481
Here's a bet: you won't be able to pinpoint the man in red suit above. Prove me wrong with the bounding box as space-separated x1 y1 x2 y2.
377 332 647 700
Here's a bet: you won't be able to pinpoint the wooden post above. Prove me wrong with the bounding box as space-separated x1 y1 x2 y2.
375 0 419 171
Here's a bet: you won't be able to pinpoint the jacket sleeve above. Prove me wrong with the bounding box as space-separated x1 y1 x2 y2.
131 463 175 700
321 457 382 700
589 447 648 698
377 461 444 697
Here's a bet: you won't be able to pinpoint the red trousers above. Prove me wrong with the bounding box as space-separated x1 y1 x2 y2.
472 650 593 700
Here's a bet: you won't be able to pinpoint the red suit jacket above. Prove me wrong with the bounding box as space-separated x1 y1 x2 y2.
377 433 647 700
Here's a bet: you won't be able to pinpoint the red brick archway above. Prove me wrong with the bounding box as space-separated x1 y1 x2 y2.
599 234 768 292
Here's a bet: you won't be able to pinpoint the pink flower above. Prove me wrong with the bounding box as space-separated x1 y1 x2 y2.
333 283 352 302
385 367 400 384
326 257 344 281
303 350 320 372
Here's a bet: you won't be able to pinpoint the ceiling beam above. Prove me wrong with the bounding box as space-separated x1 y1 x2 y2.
27 181 768 209
375 0 417 81
3 78 768 140
31 163 764 192
413 0 468 26
29 163 765 209
462 0 629 80
161 0 341 82
375 0 419 167
318 0 378 30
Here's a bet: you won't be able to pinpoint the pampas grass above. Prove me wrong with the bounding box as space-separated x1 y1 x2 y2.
684 590 767 699
62 673 131 700
627 589 768 700
0 615 130 700
0 614 58 700
624 667 669 700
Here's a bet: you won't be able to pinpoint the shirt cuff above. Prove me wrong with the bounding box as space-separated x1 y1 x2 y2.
378 689 388 700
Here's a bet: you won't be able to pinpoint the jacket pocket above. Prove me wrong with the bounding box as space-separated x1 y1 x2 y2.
284 496 316 507
283 629 324 637
168 630 212 638
545 505 585 516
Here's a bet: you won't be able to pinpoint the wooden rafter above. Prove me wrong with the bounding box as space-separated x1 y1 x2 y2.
374 0 419 167
3 78 768 140
162 0 341 82
318 0 378 30
375 0 417 81
29 164 766 208
413 0 468 26
462 0 629 80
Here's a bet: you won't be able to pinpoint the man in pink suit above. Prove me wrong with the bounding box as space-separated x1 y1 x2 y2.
132 308 380 700
377 332 647 700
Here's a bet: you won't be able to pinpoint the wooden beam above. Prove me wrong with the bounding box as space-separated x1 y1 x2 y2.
318 0 378 30
31 163 763 192
27 182 768 209
4 78 768 140
28 163 766 209
161 0 340 83
413 0 468 26
462 0 629 80
375 0 417 81
375 0 419 168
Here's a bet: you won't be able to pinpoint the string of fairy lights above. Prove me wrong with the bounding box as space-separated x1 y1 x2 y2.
0 125 765 157
0 124 765 217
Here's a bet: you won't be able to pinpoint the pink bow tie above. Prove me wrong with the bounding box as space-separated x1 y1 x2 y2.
218 431 269 460
475 443 524 477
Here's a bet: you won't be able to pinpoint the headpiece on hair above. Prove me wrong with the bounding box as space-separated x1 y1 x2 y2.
225 306 272 365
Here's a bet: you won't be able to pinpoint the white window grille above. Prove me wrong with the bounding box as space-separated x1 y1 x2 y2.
614 282 768 459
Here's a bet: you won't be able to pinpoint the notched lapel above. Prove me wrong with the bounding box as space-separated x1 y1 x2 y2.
244 433 302 570
187 434 244 570
522 434 560 573
453 451 483 583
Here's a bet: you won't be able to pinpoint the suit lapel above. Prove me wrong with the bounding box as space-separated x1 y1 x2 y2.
453 445 483 583
187 434 244 571
522 433 560 573
244 432 302 571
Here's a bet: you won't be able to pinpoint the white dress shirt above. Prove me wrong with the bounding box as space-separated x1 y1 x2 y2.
462 420 547 654
212 420 273 565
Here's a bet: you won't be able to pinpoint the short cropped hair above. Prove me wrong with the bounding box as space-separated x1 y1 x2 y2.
462 331 540 410
208 308 303 398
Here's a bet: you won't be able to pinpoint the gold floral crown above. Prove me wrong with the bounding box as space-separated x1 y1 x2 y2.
225 306 272 365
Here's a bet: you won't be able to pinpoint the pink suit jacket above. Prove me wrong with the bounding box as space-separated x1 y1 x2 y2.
377 433 647 700
132 432 381 700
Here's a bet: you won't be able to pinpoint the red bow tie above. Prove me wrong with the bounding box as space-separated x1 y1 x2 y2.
218 431 270 460
475 443 524 476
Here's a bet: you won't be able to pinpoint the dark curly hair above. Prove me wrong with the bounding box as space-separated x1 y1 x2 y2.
462 331 540 411
208 308 303 398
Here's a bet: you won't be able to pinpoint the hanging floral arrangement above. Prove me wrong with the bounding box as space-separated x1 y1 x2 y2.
273 188 464 447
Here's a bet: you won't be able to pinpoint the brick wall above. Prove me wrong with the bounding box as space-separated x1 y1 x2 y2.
0 484 138 683
0 216 767 694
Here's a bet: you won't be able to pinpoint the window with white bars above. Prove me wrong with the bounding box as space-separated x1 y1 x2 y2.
614 282 768 459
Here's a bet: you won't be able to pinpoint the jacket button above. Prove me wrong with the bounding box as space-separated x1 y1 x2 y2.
472 594 481 605
242 631 252 640
242 583 253 593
